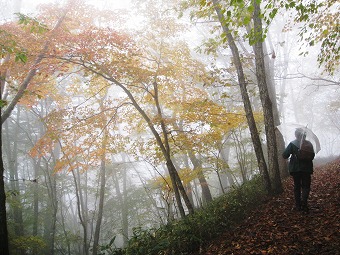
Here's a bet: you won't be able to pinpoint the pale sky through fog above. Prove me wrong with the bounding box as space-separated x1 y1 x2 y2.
1 0 132 20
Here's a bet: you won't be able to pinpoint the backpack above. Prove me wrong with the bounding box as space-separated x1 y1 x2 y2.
297 140 314 160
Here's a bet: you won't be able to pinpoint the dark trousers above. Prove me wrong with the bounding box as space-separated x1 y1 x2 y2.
292 172 311 208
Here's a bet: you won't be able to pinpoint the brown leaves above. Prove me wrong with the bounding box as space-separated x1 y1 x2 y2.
200 159 340 255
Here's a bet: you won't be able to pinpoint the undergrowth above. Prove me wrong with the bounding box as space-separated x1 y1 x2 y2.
101 175 267 255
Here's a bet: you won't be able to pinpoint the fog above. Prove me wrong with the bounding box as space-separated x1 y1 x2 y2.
1 0 339 254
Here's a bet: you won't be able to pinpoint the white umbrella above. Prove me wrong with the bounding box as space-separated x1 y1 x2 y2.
278 123 321 154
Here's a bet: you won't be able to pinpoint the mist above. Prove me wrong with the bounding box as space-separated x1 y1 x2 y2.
0 0 339 254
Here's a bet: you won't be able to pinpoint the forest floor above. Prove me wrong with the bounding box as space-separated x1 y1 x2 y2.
200 158 340 255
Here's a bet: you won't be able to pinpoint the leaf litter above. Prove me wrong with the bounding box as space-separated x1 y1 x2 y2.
201 159 340 255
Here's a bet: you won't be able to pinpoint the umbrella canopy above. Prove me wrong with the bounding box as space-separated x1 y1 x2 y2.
278 123 321 154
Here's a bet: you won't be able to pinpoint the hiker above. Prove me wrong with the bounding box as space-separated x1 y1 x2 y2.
282 128 315 212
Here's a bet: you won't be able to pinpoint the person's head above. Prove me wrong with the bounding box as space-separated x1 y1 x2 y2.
295 128 306 140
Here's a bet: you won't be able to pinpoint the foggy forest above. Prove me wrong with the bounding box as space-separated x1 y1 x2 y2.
0 0 339 254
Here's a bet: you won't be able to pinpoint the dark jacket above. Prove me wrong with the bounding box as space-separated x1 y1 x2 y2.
282 139 315 175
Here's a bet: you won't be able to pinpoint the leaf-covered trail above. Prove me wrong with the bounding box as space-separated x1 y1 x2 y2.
201 159 340 255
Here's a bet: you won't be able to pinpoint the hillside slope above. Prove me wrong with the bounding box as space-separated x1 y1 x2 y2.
201 159 340 255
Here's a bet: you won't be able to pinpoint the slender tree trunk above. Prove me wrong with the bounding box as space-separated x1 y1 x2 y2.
32 157 40 255
92 97 109 254
278 33 291 178
153 81 194 216
219 144 235 193
0 123 9 255
4 114 24 239
33 159 40 237
59 187 72 255
49 176 57 255
166 161 186 217
232 130 249 183
121 161 128 246
43 149 58 255
173 158 195 207
72 168 89 255
31 107 44 252
113 162 129 247
92 150 106 255
212 0 272 194
187 152 213 205
105 77 194 216
252 0 282 193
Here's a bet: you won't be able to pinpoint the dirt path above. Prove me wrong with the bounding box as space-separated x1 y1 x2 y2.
201 159 340 255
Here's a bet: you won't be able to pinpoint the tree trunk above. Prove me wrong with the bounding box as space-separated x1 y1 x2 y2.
71 168 89 255
92 151 106 255
264 32 289 178
113 162 129 247
43 149 59 255
277 33 291 178
121 161 129 246
212 0 272 194
106 78 194 216
173 158 195 207
4 114 24 239
59 186 72 255
0 122 9 255
220 144 235 193
92 98 109 255
187 152 213 205
166 161 186 217
49 176 58 255
0 9 67 254
252 0 282 194
32 159 40 237
153 81 194 216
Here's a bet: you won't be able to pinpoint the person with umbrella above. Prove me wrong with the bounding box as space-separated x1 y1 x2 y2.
282 127 316 213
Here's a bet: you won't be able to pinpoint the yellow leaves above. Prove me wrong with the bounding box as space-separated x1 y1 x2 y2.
54 158 68 173
29 133 55 158
149 167 206 190
54 158 90 173
178 98 245 133
15 1 254 183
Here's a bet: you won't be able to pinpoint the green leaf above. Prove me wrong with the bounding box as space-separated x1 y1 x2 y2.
15 52 27 63
199 0 206 7
243 16 251 25
0 99 8 108
269 8 278 19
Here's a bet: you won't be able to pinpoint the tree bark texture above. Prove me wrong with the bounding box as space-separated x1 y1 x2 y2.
253 0 282 193
212 0 272 194
264 35 289 178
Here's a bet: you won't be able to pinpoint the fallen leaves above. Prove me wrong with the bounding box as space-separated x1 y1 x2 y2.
200 158 340 255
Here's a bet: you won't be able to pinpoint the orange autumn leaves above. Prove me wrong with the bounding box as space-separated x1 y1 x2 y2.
2 1 249 175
